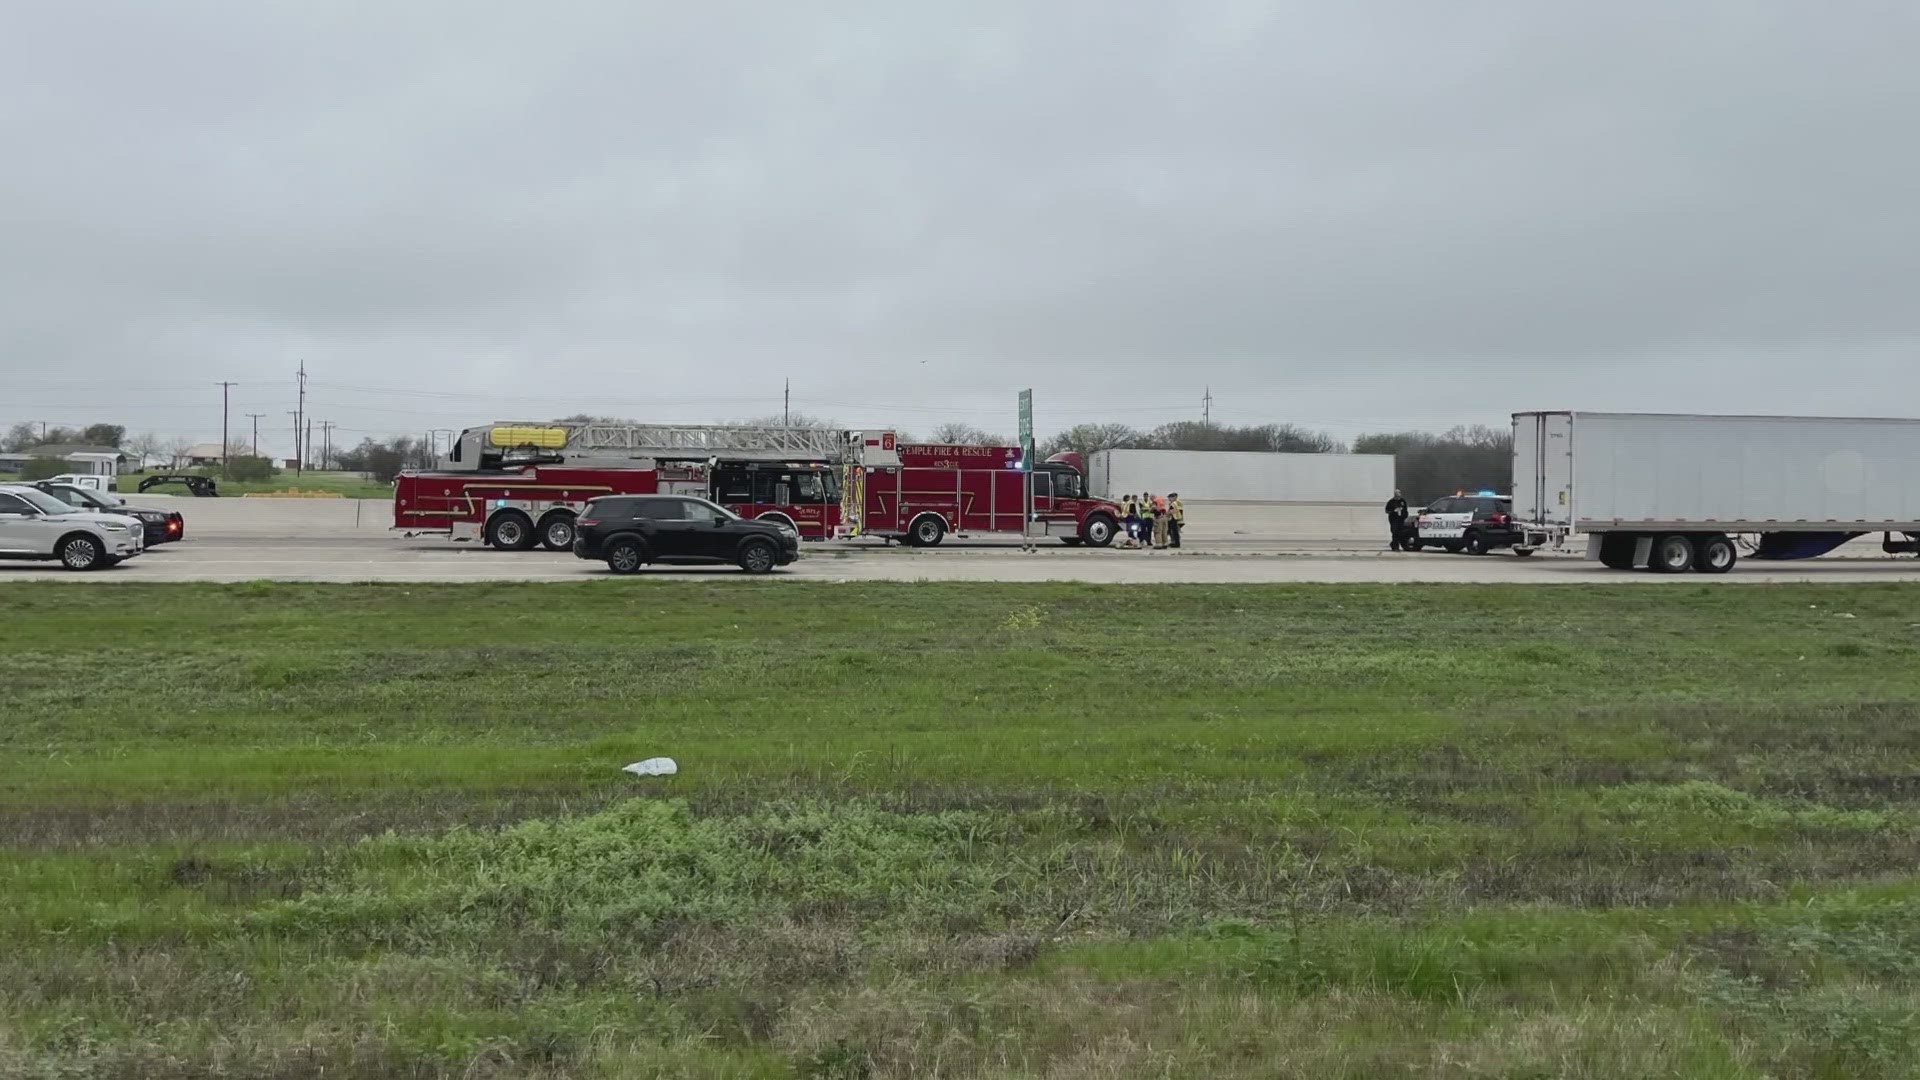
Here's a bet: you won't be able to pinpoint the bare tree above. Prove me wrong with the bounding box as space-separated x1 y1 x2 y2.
167 436 194 469
124 431 162 465
930 422 1008 445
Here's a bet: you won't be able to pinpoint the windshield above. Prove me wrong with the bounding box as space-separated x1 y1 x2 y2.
54 486 117 509
689 498 739 520
12 488 78 514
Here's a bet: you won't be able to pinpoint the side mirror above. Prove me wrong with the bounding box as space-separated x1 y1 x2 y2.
714 516 729 527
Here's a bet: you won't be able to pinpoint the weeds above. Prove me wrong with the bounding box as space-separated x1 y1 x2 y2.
6 581 1920 1076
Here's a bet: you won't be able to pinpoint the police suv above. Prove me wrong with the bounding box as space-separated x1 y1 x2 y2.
1411 492 1533 557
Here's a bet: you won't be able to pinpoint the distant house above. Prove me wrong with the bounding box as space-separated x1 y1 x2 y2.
181 443 227 467
0 443 127 474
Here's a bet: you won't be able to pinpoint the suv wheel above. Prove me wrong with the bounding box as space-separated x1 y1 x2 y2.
605 538 646 574
1465 530 1491 556
738 538 777 574
59 535 105 571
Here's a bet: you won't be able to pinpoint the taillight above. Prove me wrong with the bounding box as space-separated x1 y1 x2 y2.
1489 513 1509 525
578 518 600 528
168 520 181 531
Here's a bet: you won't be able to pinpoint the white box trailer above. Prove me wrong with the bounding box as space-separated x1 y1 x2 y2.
1513 411 1920 573
1085 448 1393 503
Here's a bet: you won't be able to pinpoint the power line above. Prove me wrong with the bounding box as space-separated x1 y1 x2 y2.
244 413 265 456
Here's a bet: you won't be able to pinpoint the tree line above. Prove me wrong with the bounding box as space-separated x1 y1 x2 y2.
7 414 1514 498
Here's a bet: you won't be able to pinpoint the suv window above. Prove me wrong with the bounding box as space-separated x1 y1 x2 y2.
1467 498 1511 517
636 498 691 521
1426 498 1457 513
0 493 33 515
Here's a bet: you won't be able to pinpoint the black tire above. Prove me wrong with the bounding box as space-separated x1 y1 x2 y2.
58 534 106 571
1651 534 1696 574
910 515 946 548
1465 530 1491 556
604 538 646 575
738 538 777 574
1512 547 1535 558
1407 538 1424 552
1081 514 1117 548
486 511 537 551
1694 534 1737 575
538 513 576 551
1061 537 1084 546
1443 542 1464 554
1598 535 1636 570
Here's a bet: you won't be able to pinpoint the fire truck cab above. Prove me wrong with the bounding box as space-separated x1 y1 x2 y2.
836 431 1120 547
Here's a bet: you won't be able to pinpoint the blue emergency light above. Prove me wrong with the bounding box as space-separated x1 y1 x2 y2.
1477 490 1496 496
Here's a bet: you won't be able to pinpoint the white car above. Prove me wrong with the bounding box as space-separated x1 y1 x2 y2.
0 484 145 570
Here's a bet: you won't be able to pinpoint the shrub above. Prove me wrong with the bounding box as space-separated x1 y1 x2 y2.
17 456 66 481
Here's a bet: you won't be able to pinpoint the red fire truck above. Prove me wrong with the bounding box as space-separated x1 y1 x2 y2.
836 431 1121 546
393 423 845 549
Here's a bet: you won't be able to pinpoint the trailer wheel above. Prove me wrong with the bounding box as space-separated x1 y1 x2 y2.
1694 534 1737 575
1598 535 1635 570
909 515 946 547
486 511 537 551
537 511 576 551
1651 534 1696 574
1081 513 1117 548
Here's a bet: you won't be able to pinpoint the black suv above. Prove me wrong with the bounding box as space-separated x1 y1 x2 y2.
573 495 800 574
33 482 185 545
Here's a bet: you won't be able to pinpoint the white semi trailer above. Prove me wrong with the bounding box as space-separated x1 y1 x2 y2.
1513 411 1920 573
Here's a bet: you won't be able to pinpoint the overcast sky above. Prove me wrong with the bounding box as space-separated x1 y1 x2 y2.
4 2 1917 454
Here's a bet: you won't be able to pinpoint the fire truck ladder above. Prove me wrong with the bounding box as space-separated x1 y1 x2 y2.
494 422 848 463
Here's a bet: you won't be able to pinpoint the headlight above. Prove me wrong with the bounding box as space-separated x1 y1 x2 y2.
98 523 129 532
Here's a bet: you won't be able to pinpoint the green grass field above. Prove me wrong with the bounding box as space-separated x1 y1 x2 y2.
7 581 1920 1078
112 470 391 499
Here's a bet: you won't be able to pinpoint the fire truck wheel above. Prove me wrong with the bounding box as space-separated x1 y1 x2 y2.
909 515 946 547
486 511 537 551
538 512 576 551
605 538 646 574
1082 514 1117 547
737 538 777 574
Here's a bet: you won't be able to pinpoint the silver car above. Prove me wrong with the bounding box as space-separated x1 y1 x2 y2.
0 484 145 570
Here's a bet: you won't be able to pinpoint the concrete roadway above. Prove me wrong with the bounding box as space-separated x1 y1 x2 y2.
5 533 1920 584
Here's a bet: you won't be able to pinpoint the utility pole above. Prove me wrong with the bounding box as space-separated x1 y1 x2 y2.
784 378 790 425
294 361 306 474
319 420 335 471
1202 386 1214 426
218 381 235 478
305 418 313 474
245 413 265 456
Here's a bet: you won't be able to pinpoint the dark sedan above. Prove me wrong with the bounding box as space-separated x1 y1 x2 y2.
33 482 185 545
573 495 798 574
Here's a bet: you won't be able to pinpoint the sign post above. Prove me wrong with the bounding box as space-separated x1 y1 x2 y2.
1018 389 1035 546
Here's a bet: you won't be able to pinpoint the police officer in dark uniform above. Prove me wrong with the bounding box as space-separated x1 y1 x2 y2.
1385 489 1411 551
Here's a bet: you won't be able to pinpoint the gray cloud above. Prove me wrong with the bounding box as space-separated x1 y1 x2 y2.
4 2 1918 452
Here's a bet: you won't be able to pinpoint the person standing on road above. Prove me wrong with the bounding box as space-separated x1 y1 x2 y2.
1151 493 1170 548
1139 493 1158 550
1168 493 1185 549
1120 493 1140 547
1385 490 1411 551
